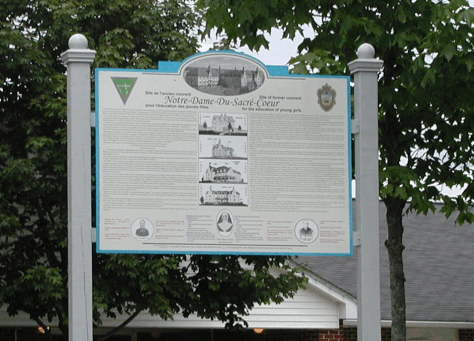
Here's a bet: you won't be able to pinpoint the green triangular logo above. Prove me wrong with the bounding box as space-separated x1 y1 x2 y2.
112 77 137 105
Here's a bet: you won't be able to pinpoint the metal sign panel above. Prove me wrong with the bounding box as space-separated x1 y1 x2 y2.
95 51 352 255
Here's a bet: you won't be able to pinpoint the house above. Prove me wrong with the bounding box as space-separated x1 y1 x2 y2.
203 186 243 205
211 114 236 133
203 163 242 183
296 202 474 341
218 67 263 92
212 140 235 158
184 66 264 93
184 66 219 88
1 203 473 340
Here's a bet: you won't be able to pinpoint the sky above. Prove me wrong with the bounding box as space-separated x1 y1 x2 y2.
199 26 315 67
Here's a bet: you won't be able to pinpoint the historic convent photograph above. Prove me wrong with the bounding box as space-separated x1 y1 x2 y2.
200 161 247 184
199 185 247 206
199 137 248 160
199 113 248 136
182 54 265 95
184 65 264 95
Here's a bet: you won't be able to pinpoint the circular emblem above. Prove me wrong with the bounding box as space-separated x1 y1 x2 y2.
131 218 153 241
295 219 319 244
317 84 337 111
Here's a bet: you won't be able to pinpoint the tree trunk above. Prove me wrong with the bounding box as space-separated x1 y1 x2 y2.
384 196 407 341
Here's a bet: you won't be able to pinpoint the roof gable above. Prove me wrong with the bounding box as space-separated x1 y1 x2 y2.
294 202 474 323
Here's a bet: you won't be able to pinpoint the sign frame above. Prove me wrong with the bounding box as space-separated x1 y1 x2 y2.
95 50 352 256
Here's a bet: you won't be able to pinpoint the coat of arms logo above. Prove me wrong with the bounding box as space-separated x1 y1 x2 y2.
317 84 337 112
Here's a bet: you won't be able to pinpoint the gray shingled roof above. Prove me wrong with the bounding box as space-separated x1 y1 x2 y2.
294 202 474 323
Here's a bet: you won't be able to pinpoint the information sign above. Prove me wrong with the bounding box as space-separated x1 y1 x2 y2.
96 51 352 255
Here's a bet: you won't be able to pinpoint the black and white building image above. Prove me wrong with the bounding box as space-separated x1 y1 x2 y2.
183 65 264 96
199 113 248 136
200 160 247 184
203 186 243 205
203 163 241 182
181 53 266 96
198 136 248 160
199 183 248 206
212 139 235 158
212 114 236 133
198 131 249 205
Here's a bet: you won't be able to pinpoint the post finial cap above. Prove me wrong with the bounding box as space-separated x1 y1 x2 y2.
357 43 375 59
69 34 88 50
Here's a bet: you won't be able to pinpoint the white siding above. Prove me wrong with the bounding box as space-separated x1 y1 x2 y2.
0 273 355 330
99 285 341 329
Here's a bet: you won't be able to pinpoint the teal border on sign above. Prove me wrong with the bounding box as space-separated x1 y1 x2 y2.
95 50 353 257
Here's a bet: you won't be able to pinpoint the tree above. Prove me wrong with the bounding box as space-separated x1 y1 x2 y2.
0 1 306 340
197 0 474 340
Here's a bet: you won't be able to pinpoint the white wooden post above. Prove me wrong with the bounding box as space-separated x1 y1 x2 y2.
348 43 384 341
61 34 96 341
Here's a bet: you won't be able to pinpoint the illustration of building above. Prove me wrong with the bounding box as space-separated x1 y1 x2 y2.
211 114 236 133
240 67 263 90
184 66 219 88
203 163 242 183
204 186 242 204
184 65 264 93
212 139 234 158
219 67 263 91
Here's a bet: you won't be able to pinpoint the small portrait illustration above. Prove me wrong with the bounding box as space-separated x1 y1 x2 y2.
217 210 233 236
131 218 153 241
295 219 319 244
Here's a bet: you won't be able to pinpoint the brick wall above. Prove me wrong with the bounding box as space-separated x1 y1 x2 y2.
3 325 472 340
0 328 14 341
212 322 395 341
344 326 357 341
0 327 52 341
342 325 474 341
459 329 474 341
214 328 319 341
337 323 390 341
318 320 344 341
381 327 391 341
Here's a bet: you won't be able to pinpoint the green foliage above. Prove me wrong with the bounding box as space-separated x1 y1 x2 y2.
198 0 474 340
198 0 474 224
182 255 303 328
0 0 306 340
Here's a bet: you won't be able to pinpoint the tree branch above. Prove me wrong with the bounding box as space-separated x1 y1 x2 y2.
97 308 143 341
35 317 55 341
